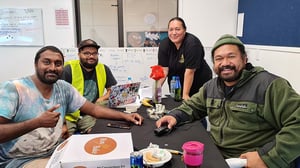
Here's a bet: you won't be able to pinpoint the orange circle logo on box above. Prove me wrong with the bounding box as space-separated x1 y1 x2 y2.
84 137 117 155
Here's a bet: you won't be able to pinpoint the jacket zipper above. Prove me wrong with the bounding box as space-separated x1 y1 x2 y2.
220 86 235 144
220 97 227 144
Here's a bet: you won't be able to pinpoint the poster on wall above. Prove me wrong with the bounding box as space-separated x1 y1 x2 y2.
0 8 44 46
127 31 168 47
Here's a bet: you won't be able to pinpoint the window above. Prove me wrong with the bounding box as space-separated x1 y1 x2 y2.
75 0 177 47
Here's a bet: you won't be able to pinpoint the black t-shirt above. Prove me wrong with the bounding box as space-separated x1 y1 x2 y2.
61 64 117 103
158 33 212 96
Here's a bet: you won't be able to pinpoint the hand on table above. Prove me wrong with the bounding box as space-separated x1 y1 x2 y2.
124 113 144 125
240 151 268 168
156 115 177 129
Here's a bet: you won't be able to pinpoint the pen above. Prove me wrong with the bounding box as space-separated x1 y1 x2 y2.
165 149 183 155
107 123 131 129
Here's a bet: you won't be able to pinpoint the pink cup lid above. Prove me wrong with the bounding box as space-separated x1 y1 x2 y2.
182 141 204 153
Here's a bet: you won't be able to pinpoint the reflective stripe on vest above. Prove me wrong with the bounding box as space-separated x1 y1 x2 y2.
64 60 106 122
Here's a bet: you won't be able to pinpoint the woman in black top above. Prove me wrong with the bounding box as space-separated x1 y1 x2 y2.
158 17 212 100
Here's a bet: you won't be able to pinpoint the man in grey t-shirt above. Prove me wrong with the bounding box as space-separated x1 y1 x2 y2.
0 46 143 168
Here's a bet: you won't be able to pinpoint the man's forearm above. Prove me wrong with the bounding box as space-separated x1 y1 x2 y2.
0 118 40 143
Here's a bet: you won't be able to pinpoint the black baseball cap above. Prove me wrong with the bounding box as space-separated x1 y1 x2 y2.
78 39 100 51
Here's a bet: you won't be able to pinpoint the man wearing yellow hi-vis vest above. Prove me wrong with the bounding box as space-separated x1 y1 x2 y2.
61 39 117 135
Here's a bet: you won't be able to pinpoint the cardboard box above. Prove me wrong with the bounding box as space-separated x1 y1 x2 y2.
46 133 133 168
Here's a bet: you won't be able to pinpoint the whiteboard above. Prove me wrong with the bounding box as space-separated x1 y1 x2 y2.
0 8 44 46
62 47 169 94
99 47 158 86
62 47 215 96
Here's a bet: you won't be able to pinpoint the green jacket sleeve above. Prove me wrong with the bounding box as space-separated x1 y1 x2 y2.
175 86 208 122
260 78 300 167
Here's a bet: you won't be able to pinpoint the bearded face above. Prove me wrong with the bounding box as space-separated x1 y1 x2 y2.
79 56 98 69
35 50 64 85
36 67 61 84
216 64 243 83
213 45 247 86
78 47 99 70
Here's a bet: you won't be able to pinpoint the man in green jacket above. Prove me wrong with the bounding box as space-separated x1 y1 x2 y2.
156 34 300 168
62 39 117 135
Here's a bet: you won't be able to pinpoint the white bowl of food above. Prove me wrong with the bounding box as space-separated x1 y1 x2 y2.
139 148 172 167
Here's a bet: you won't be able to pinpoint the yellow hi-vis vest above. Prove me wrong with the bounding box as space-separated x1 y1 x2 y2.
64 60 106 122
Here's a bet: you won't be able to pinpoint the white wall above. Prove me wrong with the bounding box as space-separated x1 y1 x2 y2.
179 0 238 47
178 0 238 77
0 0 76 81
178 0 300 94
246 45 300 93
0 0 299 94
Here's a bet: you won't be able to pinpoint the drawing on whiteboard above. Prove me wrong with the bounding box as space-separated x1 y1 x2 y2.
61 47 172 95
0 8 44 46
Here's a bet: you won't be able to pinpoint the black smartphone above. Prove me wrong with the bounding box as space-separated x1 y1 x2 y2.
154 126 172 136
107 122 131 129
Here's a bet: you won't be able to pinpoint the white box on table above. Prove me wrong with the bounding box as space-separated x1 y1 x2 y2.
46 133 133 168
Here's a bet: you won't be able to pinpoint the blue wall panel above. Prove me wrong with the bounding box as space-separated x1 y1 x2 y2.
238 0 300 47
